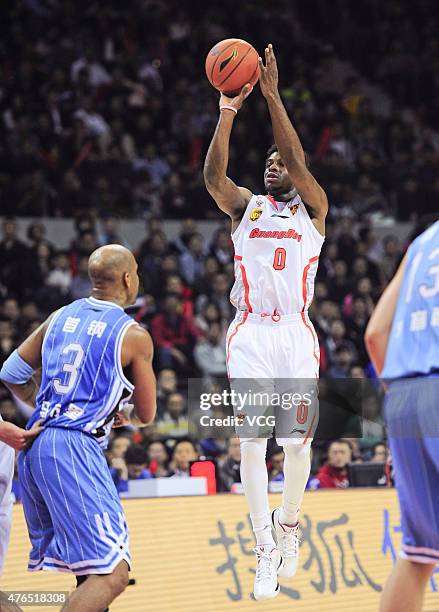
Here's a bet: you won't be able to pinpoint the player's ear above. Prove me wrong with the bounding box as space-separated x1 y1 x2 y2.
123 271 130 289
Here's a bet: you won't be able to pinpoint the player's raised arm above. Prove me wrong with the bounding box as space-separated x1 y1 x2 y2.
121 324 156 426
203 86 254 227
259 44 328 235
0 315 51 407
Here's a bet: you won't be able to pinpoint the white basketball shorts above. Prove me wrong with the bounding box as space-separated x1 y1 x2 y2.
226 311 320 444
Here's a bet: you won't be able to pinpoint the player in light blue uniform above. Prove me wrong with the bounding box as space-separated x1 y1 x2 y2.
0 244 156 612
366 219 439 612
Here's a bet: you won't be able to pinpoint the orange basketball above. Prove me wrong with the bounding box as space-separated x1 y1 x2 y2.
205 38 260 97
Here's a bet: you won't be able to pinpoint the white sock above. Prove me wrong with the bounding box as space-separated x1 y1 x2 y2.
278 442 311 526
240 438 275 549
254 525 276 550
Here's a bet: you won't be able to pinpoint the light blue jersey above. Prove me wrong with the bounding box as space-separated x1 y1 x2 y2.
382 221 439 380
27 296 136 448
19 296 136 576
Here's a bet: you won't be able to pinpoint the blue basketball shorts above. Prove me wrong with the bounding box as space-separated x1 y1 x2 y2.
385 376 439 564
18 427 131 575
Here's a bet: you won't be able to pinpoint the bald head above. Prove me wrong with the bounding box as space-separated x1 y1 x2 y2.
88 244 139 307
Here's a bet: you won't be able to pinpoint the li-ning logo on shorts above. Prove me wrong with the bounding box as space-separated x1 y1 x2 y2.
249 208 263 221
249 228 302 241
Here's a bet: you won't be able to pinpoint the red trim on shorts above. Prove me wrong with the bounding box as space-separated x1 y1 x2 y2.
234 255 242 261
303 410 317 445
301 312 319 370
226 312 249 378
301 256 320 371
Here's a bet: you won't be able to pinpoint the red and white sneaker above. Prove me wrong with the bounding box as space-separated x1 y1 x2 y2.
253 546 282 600
271 508 300 578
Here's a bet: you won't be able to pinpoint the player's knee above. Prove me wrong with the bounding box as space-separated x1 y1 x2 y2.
277 439 311 456
240 438 267 458
108 562 129 596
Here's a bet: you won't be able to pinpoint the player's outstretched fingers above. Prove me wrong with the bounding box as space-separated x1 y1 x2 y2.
265 45 270 63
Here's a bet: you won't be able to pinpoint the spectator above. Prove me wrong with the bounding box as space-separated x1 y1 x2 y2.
163 274 194 318
268 447 285 482
138 232 169 295
156 368 178 417
71 47 111 88
209 229 233 265
147 441 171 478
169 439 199 478
0 318 16 362
156 392 189 439
327 260 350 303
327 344 356 378
98 216 128 247
194 322 227 379
179 233 206 286
194 301 224 334
107 435 132 463
379 235 401 282
70 255 93 300
218 437 241 492
197 272 233 321
171 219 197 255
2 298 20 325
371 442 389 464
27 222 54 257
45 251 72 298
0 217 30 299
314 440 352 488
325 319 358 364
110 444 153 494
150 294 201 373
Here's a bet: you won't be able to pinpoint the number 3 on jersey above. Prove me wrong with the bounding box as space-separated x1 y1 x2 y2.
53 343 85 395
273 247 286 270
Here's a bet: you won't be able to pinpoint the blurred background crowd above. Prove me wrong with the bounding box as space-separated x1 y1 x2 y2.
1 0 438 221
1 0 438 495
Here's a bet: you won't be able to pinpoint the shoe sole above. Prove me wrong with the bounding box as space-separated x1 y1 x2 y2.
254 582 280 601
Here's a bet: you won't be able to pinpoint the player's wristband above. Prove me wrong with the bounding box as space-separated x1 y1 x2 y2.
219 105 238 115
0 349 35 384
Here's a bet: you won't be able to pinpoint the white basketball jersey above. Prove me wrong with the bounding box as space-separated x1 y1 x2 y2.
230 194 324 315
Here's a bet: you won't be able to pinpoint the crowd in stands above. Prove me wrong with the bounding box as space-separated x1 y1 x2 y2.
2 1 437 221
3 0 437 495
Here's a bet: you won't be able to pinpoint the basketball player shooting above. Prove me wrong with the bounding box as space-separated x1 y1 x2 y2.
204 44 328 600
366 220 439 612
0 245 156 612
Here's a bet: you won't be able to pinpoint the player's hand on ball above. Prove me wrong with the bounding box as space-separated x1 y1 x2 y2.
259 43 279 99
219 83 253 113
